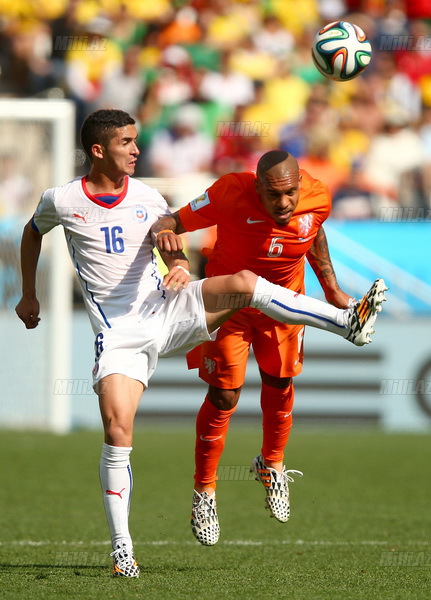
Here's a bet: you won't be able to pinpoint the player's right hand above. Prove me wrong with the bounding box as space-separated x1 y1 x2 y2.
154 230 184 255
15 296 41 329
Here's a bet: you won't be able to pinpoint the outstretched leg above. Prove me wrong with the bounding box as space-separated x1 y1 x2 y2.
202 271 387 346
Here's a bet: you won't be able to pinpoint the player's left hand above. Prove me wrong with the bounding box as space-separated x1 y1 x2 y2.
325 289 357 309
163 265 191 290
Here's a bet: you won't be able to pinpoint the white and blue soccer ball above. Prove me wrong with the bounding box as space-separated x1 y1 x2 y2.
311 21 372 81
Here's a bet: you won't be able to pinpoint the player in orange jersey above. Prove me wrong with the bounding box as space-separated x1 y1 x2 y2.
151 150 387 545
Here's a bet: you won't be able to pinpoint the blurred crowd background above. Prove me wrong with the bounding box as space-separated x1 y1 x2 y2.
2 1 430 433
1 0 431 222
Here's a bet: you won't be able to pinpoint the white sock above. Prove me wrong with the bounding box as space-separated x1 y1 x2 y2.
250 276 349 337
99 443 133 549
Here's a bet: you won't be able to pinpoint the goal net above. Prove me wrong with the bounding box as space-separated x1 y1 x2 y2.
0 99 75 432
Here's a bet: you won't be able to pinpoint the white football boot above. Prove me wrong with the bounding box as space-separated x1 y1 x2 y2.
251 455 303 523
346 278 388 346
191 490 220 546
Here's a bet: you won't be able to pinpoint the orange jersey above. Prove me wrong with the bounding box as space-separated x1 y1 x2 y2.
179 170 331 291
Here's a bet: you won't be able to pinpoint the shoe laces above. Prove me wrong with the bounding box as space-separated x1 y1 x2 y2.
110 544 133 567
281 469 303 484
192 491 215 522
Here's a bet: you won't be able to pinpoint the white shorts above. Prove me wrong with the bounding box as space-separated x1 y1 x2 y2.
92 280 215 389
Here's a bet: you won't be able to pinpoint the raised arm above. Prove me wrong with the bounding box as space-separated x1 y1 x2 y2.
306 226 356 309
151 211 186 254
15 220 43 328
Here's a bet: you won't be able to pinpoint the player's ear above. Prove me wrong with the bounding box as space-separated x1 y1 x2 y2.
91 143 104 160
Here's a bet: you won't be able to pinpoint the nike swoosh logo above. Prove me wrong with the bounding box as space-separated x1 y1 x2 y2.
200 435 222 442
247 217 265 224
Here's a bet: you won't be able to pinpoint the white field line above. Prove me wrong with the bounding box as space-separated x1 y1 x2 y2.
1 539 429 547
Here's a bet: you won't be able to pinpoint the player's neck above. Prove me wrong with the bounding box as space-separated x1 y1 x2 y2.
85 168 127 195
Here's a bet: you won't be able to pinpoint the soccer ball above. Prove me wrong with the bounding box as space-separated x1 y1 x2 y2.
311 21 372 81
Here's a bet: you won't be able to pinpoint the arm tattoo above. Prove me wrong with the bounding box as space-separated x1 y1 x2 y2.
151 211 186 235
307 228 340 290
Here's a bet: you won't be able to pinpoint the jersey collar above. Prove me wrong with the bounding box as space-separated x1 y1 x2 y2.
81 175 129 208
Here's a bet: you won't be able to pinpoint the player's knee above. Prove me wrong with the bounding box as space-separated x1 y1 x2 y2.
260 369 292 389
208 386 241 410
232 269 257 294
104 421 133 446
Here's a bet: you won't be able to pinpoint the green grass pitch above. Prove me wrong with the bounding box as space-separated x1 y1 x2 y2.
0 423 430 600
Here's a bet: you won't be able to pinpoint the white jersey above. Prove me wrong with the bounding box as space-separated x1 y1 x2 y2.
33 176 171 333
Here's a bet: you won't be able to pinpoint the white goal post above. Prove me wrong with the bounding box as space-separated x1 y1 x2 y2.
0 99 75 433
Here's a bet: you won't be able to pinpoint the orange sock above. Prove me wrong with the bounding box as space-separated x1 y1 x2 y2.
260 381 294 463
194 395 237 487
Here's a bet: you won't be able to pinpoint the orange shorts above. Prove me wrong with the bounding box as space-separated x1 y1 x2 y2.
186 307 304 389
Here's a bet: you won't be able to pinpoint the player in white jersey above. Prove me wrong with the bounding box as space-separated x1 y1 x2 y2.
15 109 387 578
34 175 172 333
